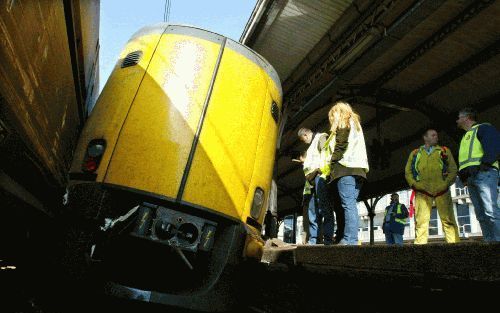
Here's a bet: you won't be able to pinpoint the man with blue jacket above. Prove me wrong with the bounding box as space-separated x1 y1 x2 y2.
382 193 409 245
457 107 499 241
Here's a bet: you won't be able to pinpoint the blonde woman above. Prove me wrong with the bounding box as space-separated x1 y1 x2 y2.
327 101 369 245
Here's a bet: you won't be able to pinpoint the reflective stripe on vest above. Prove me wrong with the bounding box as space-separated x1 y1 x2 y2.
385 204 406 225
458 123 499 170
319 132 335 178
411 148 422 181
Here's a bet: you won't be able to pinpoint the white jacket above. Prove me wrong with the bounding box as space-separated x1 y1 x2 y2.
303 133 327 175
336 119 369 172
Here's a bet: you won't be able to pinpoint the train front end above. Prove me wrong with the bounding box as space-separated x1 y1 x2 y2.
64 24 282 311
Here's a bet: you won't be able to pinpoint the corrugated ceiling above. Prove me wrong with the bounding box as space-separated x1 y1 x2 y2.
245 0 353 82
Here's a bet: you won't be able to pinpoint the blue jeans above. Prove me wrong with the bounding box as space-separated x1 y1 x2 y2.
385 232 403 245
467 168 500 241
331 184 345 242
308 176 334 245
336 175 363 245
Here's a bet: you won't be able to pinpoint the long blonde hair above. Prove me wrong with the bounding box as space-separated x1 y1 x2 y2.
328 101 361 132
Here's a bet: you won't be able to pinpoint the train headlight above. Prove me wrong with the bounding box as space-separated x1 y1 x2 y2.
250 187 265 220
82 139 106 173
88 143 105 157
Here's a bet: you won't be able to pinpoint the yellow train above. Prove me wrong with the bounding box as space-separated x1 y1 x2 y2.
64 24 282 310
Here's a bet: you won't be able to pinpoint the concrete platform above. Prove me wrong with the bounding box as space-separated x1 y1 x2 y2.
262 242 500 284
249 242 500 312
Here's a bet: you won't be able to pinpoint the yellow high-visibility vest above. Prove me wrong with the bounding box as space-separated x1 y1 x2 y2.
459 123 499 171
384 204 406 225
319 132 335 179
303 180 313 195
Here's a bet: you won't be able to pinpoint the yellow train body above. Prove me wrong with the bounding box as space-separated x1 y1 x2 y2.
65 24 281 310
70 24 281 225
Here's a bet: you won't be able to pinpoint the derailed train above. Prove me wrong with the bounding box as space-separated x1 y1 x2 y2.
64 24 282 310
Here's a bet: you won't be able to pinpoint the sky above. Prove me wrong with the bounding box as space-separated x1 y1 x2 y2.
99 0 257 91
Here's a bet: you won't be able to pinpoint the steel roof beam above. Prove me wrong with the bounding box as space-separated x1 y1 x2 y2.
412 39 500 100
282 0 387 98
368 0 494 90
386 38 500 131
279 0 495 160
474 91 500 112
362 37 500 132
283 0 493 136
281 39 500 162
283 0 446 132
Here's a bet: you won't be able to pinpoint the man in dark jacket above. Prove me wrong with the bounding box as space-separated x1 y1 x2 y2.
382 193 409 246
456 107 499 241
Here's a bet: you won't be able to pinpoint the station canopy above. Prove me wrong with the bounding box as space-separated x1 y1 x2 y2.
241 0 500 217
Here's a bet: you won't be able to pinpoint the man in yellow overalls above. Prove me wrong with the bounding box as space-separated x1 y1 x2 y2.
405 128 460 244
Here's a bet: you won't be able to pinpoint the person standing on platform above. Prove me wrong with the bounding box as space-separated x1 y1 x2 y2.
325 101 369 245
456 107 500 241
405 128 460 244
382 193 409 246
295 151 311 244
298 128 334 245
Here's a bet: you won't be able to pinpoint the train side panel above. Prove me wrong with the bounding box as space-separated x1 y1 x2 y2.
69 27 165 181
181 43 273 222
102 32 221 200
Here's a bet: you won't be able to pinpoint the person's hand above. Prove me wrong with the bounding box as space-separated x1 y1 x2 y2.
306 169 319 183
